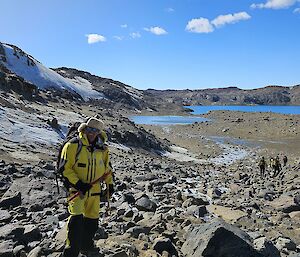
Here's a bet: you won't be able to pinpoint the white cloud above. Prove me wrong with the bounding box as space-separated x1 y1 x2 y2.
121 24 128 28
293 7 300 12
144 26 168 35
85 34 106 44
251 0 298 9
165 7 175 12
186 11 251 34
211 12 251 28
185 18 214 33
130 32 141 39
113 36 123 40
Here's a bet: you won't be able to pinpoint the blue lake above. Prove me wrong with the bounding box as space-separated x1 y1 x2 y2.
186 105 300 115
131 105 300 125
130 115 208 125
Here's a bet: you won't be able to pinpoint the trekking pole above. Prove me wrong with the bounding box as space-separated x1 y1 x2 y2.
106 184 111 216
68 172 111 202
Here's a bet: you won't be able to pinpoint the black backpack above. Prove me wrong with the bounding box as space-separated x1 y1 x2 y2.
55 122 83 193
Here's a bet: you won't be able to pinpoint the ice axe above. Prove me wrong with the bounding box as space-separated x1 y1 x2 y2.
68 171 111 202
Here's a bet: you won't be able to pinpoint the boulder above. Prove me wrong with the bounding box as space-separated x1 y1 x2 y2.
181 218 262 257
152 237 178 256
0 224 24 240
275 237 297 252
253 237 280 257
0 191 21 208
135 195 157 212
22 225 42 243
270 195 300 213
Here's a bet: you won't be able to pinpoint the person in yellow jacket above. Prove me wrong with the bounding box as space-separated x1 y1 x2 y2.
59 117 114 257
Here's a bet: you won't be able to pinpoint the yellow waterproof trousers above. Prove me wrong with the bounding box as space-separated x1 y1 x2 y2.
63 190 100 257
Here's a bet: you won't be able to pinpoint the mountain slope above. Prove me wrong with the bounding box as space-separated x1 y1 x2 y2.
0 43 105 101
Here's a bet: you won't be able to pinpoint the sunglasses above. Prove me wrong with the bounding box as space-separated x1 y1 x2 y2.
85 127 100 133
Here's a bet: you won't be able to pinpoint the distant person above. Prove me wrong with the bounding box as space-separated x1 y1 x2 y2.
269 157 275 176
273 156 282 177
258 157 267 177
283 155 288 166
59 117 114 257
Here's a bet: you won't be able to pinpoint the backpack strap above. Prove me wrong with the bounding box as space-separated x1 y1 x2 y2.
56 135 83 194
68 136 83 168
74 137 83 164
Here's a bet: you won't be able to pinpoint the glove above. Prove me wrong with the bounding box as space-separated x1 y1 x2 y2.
74 180 92 195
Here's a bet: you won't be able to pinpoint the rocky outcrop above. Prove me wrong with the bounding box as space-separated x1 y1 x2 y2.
111 129 169 153
54 67 147 110
181 218 263 257
0 65 38 99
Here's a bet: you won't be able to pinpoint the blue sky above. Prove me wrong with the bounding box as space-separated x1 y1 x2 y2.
1 0 300 90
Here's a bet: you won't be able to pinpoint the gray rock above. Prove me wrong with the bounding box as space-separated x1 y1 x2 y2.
27 246 42 257
0 209 12 223
23 225 42 243
135 195 157 212
152 237 178 256
275 237 297 252
122 193 135 204
126 225 151 238
95 226 108 240
2 178 54 209
294 194 300 205
0 240 14 257
0 224 24 240
271 195 300 213
181 218 262 257
132 213 143 223
0 191 21 209
182 191 210 206
13 245 25 257
155 205 174 214
253 237 280 257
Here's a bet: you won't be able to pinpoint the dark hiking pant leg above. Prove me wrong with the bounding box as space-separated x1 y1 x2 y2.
63 214 84 257
81 217 99 251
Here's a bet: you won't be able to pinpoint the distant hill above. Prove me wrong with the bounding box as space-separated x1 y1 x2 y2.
146 85 300 106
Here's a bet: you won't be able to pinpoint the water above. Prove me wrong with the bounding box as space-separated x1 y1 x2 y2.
129 115 208 125
131 106 300 125
186 105 300 115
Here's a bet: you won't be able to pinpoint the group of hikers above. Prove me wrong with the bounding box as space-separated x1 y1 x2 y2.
258 155 288 178
57 116 114 257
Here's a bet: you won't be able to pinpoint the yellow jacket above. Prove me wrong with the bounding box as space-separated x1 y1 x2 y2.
60 131 112 195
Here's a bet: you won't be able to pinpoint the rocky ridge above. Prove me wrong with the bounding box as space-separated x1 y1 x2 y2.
146 86 300 106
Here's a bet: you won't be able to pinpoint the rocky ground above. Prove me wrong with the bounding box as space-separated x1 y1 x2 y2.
0 90 300 257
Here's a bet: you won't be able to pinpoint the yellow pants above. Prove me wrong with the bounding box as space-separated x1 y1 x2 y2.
64 187 101 256
68 191 100 219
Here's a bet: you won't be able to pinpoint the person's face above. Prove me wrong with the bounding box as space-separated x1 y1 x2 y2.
85 127 100 143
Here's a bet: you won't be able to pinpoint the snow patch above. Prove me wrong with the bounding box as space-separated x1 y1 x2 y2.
1 44 104 101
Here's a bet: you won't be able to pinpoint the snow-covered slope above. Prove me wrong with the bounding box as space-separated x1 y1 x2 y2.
0 43 104 101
